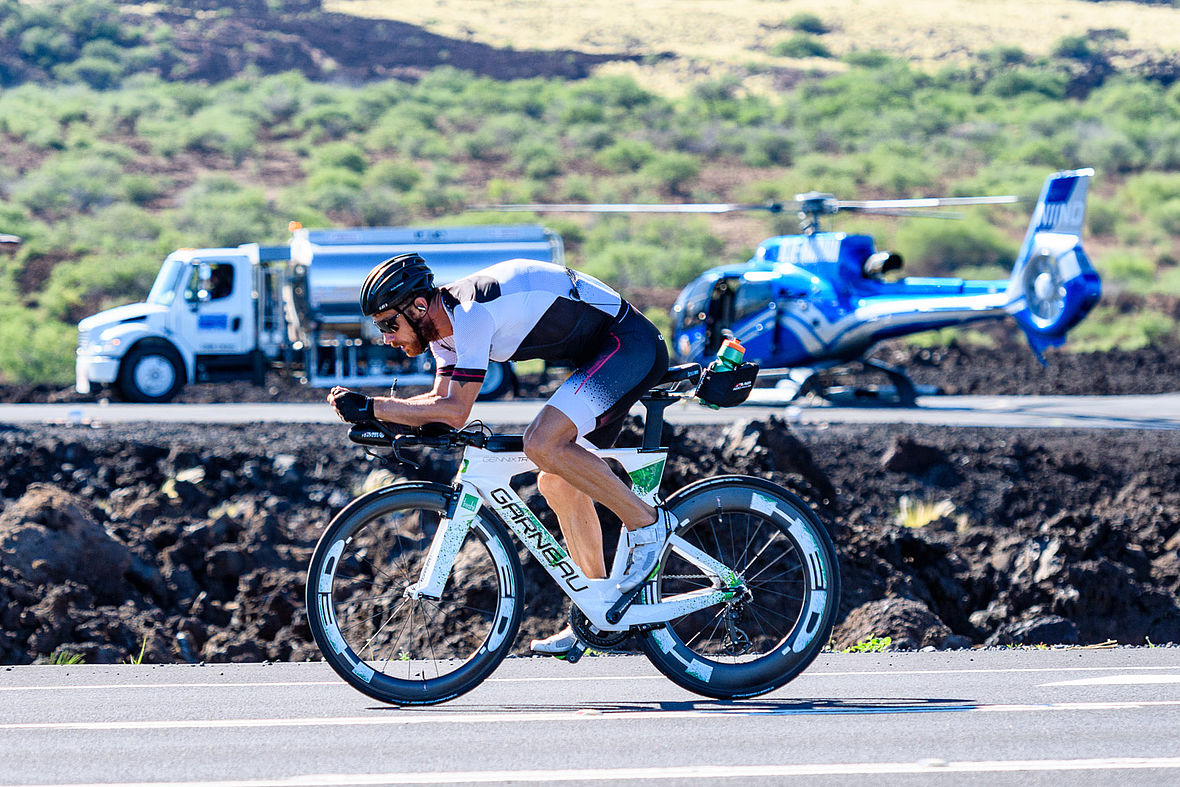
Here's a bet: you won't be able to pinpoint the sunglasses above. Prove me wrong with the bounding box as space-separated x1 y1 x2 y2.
372 312 401 334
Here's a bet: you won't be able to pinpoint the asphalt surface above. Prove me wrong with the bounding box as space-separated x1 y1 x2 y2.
1 650 1178 786
7 392 1180 429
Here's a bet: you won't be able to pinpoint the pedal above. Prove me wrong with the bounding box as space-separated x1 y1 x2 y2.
605 582 647 625
558 640 587 664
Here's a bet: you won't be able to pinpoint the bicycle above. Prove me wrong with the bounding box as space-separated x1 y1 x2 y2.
305 362 841 705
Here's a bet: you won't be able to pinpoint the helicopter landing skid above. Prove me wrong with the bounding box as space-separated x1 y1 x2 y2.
771 360 937 407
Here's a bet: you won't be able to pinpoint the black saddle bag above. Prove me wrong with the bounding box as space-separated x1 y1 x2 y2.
695 362 759 408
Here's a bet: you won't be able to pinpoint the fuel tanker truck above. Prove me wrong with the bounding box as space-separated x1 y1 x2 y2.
75 224 563 403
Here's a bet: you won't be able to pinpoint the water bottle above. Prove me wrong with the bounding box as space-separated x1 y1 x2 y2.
699 338 746 409
715 338 745 371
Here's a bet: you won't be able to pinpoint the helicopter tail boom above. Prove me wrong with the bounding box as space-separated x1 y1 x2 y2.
1005 168 1101 360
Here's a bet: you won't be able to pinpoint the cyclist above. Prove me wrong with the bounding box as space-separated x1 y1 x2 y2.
327 253 674 655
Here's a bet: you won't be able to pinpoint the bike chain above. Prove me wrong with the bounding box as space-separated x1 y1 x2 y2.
568 608 632 650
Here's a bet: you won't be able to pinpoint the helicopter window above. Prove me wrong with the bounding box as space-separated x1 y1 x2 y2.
733 280 773 322
676 278 713 330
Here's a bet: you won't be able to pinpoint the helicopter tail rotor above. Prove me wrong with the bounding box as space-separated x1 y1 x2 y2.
1005 168 1101 359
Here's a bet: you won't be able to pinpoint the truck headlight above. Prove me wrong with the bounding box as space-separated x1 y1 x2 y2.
91 336 123 355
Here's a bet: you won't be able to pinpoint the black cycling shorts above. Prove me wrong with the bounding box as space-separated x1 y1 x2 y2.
546 303 670 448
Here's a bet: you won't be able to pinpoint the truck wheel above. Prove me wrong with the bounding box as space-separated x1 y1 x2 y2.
476 361 515 401
116 340 186 403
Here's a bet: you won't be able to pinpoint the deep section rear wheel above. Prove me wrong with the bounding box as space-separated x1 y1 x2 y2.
306 482 523 705
639 476 840 699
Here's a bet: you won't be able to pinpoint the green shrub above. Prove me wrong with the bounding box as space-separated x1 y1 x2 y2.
1069 306 1176 352
38 249 162 321
293 103 361 142
1121 172 1180 211
0 304 74 383
984 68 1066 99
176 176 281 247
1147 198 1180 236
1076 127 1145 175
310 142 368 175
580 217 723 291
1086 197 1121 237
11 154 125 217
638 151 700 195
844 50 895 69
772 34 832 59
364 160 421 193
894 217 1015 276
512 140 562 180
302 167 365 219
1097 250 1155 285
595 139 657 173
784 13 830 35
52 54 124 89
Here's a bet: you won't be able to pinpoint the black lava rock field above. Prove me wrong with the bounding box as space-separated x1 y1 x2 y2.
0 412 1177 665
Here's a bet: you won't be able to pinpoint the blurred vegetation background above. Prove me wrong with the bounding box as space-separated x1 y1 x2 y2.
1 0 1179 383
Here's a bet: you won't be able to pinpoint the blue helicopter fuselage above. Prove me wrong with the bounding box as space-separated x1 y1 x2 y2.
671 229 1085 369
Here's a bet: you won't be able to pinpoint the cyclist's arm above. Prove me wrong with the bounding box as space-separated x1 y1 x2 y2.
372 305 490 428
371 377 480 428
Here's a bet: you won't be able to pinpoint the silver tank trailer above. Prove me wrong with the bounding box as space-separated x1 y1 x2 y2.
287 225 563 338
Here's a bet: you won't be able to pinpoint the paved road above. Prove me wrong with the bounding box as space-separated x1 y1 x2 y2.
1 650 1178 786
7 392 1180 429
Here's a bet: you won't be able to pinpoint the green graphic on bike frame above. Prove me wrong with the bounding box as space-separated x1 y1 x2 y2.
628 458 666 497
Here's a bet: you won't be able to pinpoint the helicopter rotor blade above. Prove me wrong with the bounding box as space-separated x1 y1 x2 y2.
835 195 1020 210
473 202 789 214
841 208 965 220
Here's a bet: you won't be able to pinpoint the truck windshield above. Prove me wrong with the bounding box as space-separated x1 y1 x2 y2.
147 257 187 306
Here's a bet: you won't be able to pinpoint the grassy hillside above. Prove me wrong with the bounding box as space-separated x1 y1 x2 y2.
1 0 1179 384
335 0 1180 94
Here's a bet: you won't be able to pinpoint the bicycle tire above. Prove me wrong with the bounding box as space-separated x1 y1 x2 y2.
638 475 840 699
306 482 523 705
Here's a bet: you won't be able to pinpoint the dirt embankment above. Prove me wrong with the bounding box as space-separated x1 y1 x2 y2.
0 415 1176 665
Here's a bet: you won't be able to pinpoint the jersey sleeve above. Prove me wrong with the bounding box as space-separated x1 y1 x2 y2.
430 342 457 379
449 302 494 385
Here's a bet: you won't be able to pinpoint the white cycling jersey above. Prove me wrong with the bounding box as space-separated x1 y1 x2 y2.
430 259 623 386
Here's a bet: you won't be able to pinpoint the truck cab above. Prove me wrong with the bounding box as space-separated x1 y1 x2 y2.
76 245 270 402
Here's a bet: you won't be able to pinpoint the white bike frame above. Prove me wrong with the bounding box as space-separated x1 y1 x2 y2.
405 444 743 631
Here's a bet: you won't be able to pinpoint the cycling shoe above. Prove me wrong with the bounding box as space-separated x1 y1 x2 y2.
617 506 676 594
530 626 578 656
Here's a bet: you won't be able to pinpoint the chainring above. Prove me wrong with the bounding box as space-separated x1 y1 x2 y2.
569 608 632 650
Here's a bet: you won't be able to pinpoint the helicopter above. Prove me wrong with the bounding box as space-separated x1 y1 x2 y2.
489 168 1101 405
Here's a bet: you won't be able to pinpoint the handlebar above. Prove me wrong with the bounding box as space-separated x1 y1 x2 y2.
348 420 490 450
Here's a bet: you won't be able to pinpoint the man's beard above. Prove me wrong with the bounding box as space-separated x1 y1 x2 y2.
403 311 441 355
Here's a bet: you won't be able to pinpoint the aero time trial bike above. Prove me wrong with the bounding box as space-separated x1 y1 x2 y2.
305 363 841 705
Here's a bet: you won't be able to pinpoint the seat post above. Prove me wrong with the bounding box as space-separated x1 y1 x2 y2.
639 394 677 450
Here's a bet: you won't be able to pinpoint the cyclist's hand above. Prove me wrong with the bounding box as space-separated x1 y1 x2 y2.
328 387 375 423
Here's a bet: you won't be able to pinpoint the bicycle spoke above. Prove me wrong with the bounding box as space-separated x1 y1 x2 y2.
679 604 727 650
744 546 805 585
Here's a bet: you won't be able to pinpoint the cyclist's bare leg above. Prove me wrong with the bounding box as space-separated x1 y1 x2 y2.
537 472 607 579
524 406 657 533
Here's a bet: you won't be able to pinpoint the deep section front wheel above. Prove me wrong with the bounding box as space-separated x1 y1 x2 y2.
306 482 523 705
639 475 840 699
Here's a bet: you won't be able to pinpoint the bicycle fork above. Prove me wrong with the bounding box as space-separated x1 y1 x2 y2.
402 484 483 601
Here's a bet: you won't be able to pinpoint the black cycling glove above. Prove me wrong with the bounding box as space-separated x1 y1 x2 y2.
334 391 375 423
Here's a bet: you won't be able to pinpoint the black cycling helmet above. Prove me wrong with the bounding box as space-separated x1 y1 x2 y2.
359 253 435 317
